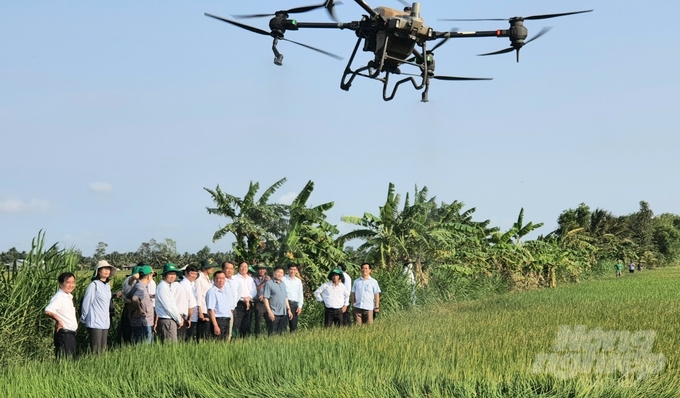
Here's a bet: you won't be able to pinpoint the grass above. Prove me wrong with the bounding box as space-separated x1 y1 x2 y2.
3 267 679 397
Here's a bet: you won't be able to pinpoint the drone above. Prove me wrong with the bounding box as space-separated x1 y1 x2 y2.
205 1 592 102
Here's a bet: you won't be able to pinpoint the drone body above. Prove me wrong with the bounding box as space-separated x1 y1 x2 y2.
205 1 592 102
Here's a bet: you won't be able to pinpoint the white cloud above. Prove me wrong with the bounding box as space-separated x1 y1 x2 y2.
89 182 113 194
278 192 298 205
0 198 51 213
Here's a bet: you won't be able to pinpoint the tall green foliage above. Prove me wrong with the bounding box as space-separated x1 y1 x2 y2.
0 231 79 366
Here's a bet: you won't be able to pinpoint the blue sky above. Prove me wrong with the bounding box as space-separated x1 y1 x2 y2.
2 1 679 257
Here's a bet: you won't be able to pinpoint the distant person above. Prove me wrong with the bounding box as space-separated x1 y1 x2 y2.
615 261 623 277
252 264 271 337
129 265 155 344
314 268 349 327
351 263 381 325
282 264 304 332
80 260 116 354
44 272 78 359
195 259 216 342
178 265 199 341
403 262 416 304
263 266 293 335
155 263 184 343
638 262 643 272
206 271 236 341
233 261 256 338
629 262 635 274
338 263 352 326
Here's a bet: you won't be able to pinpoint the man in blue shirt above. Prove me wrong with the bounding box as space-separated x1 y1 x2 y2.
263 266 293 335
206 271 235 341
351 263 381 325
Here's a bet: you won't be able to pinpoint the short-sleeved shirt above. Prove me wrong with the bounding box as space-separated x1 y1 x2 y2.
263 279 288 316
206 285 235 318
45 289 78 331
130 281 154 327
352 276 381 310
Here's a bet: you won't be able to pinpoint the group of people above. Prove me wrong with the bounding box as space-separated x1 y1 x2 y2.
614 261 643 277
44 259 381 359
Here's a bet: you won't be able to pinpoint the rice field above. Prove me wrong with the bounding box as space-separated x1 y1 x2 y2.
3 267 679 397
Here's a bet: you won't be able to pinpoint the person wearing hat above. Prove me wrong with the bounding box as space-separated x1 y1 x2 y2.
45 272 78 359
195 258 216 342
233 261 257 338
314 268 349 327
118 263 143 344
351 263 381 325
129 265 156 344
252 263 271 337
154 263 184 343
80 260 116 353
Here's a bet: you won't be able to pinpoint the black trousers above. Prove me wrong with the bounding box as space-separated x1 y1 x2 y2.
119 304 133 344
234 301 251 338
54 330 77 359
266 315 288 336
185 318 196 342
197 314 212 342
177 315 188 341
288 301 299 332
324 307 344 327
253 301 267 337
211 317 231 341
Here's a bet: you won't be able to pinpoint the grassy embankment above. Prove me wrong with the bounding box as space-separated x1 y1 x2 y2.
3 267 679 397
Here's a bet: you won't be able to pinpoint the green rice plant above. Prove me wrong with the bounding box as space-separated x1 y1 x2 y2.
3 266 678 397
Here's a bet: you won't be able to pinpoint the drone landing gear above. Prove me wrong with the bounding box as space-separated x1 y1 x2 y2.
340 36 431 102
382 73 430 102
272 38 284 66
340 37 383 91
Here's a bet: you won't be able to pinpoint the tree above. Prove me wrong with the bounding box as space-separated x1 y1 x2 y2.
205 178 288 261
92 242 108 266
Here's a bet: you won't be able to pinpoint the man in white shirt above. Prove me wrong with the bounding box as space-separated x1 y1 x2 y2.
222 261 240 340
179 265 199 341
314 268 349 327
45 272 78 359
351 263 381 325
155 263 184 343
339 263 352 326
195 258 216 342
232 261 256 338
282 264 304 332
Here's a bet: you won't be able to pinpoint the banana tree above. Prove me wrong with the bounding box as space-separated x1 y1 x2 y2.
205 178 288 260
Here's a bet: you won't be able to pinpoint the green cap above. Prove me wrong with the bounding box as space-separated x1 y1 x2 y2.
200 258 216 270
248 266 256 274
138 265 154 277
162 262 182 276
328 268 345 284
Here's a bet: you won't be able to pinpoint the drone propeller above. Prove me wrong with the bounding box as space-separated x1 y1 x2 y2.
478 26 551 62
438 9 593 22
233 0 341 22
204 13 343 60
